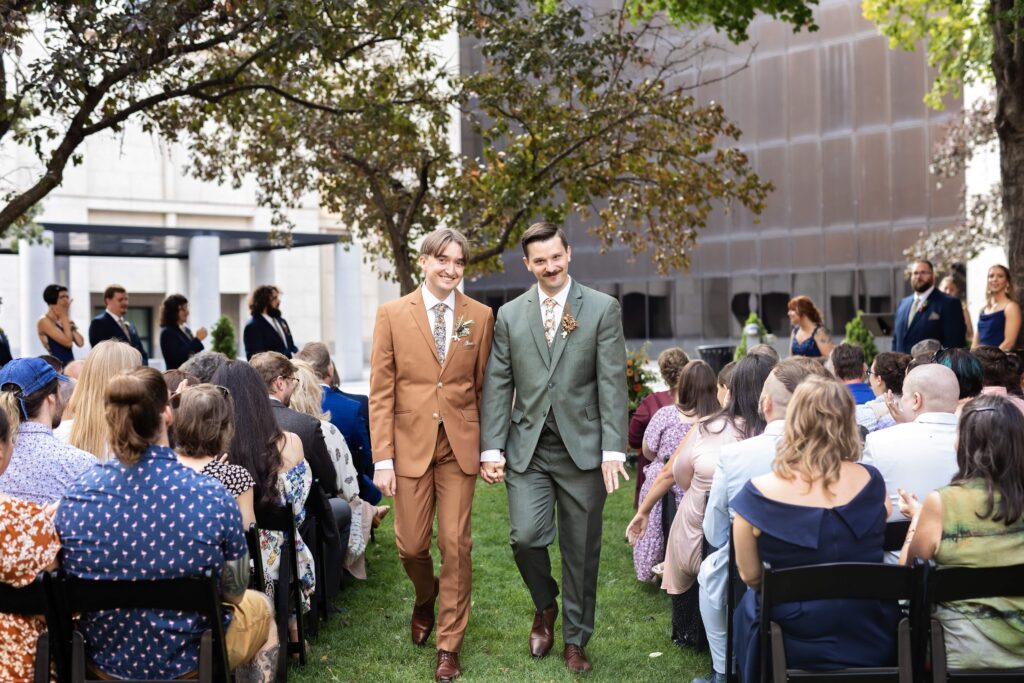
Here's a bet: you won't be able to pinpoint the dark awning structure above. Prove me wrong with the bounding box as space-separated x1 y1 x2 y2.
17 222 340 259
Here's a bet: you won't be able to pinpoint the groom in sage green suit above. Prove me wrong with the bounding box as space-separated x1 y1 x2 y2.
480 222 629 674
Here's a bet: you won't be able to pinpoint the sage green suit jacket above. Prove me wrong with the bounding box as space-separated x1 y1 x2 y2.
481 279 628 473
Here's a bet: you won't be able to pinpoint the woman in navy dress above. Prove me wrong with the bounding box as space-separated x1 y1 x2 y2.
787 296 833 358
35 284 83 367
732 377 899 683
973 265 1021 351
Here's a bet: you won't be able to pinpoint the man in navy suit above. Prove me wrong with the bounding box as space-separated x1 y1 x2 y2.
87 285 149 364
243 285 298 359
892 260 967 354
295 341 380 504
0 296 12 367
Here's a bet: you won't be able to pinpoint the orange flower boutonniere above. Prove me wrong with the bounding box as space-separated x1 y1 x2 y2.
561 307 578 339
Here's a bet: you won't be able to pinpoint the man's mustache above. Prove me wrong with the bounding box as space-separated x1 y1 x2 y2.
542 269 562 277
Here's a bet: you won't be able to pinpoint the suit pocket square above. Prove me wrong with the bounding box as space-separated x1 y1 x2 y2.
928 312 941 321
463 340 475 348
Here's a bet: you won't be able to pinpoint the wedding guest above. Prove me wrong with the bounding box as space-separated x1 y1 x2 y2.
69 340 142 460
0 296 12 368
860 351 912 432
900 394 1024 669
163 369 199 397
290 359 389 579
628 360 719 583
910 338 942 360
716 361 736 406
971 345 1024 415
0 357 95 504
940 275 975 345
893 260 967 354
56 367 278 682
87 284 148 364
787 296 833 358
732 378 898 682
747 343 780 361
179 350 229 382
159 294 208 370
52 375 77 442
830 343 874 405
974 265 1021 350
0 398 61 683
172 383 256 529
36 284 84 366
628 347 690 506
934 347 984 403
243 285 297 359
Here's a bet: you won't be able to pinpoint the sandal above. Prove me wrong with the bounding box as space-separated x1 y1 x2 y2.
372 505 391 529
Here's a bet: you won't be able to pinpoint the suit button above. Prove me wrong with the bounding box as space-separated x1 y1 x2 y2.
432 412 439 420
548 382 554 388
437 382 443 388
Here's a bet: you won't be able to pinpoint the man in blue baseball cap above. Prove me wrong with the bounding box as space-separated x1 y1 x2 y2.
0 357 95 504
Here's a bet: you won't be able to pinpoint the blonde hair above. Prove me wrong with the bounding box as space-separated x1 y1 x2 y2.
289 359 329 420
986 264 1016 307
70 340 143 459
773 377 861 493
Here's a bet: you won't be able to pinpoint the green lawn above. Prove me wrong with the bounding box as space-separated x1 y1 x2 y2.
290 468 711 682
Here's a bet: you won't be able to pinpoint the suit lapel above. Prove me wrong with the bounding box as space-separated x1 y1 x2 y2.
106 312 128 341
407 289 442 367
525 285 551 369
439 291 468 376
548 281 584 377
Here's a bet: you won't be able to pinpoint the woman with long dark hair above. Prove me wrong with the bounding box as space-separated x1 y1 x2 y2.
159 294 208 370
211 361 315 617
901 394 1024 669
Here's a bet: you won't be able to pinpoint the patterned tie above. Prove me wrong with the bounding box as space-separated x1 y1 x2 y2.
432 303 447 363
543 298 558 347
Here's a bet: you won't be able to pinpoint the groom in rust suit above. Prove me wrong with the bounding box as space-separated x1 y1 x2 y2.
370 228 494 682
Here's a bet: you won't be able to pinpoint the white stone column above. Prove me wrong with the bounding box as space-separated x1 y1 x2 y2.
251 251 275 289
188 236 220 336
67 256 91 352
334 241 363 381
18 231 55 356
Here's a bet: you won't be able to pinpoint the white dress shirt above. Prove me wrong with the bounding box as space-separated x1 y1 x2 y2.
480 277 625 465
106 308 128 332
262 313 287 342
375 285 457 472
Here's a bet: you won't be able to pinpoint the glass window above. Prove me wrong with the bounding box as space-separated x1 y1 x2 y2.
622 292 647 339
858 268 893 314
731 275 760 336
760 274 792 336
702 278 731 338
93 305 153 358
647 281 672 339
826 270 856 333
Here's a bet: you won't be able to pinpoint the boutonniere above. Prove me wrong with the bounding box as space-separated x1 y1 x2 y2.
453 315 474 341
919 300 928 312
561 307 578 339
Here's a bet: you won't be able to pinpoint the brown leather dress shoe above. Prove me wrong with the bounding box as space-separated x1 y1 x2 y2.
435 649 462 682
529 603 558 657
564 644 592 673
411 577 440 646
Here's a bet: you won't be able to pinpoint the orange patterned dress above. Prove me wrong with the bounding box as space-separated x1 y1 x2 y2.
0 497 60 682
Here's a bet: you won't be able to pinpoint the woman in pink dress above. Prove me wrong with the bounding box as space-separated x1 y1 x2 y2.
631 361 720 582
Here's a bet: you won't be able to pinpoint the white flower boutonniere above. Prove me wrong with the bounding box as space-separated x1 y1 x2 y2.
453 315 474 341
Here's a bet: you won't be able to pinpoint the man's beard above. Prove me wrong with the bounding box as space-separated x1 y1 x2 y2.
913 280 932 293
268 306 282 318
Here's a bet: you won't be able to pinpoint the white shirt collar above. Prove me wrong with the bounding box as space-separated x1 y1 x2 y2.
105 308 123 322
914 286 935 302
421 284 456 312
539 277 573 307
763 420 785 436
913 411 958 425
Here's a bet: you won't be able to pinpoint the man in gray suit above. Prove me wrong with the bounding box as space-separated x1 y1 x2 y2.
481 222 628 674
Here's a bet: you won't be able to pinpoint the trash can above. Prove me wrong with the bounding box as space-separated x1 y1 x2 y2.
697 345 736 375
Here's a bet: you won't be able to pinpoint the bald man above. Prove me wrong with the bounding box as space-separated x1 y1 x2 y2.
862 363 960 522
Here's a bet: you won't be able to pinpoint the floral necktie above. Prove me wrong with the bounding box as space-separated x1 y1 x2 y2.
543 298 558 347
432 303 447 363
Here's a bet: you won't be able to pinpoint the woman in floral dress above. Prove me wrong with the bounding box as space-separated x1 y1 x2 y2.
630 361 720 582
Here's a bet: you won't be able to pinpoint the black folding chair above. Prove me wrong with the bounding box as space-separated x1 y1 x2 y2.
925 562 1024 681
758 562 918 682
0 573 61 683
53 571 230 683
245 523 267 593
883 521 911 553
726 524 744 683
256 502 306 681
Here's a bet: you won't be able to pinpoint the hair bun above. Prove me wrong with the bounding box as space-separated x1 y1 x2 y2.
105 373 148 406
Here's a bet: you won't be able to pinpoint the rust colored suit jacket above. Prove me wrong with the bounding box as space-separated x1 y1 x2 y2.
369 288 495 479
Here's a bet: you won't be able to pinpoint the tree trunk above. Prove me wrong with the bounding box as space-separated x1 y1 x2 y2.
993 0 1024 287
395 256 417 296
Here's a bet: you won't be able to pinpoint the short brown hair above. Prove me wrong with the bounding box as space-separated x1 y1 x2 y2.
520 222 569 256
249 285 279 315
872 352 911 394
787 296 823 325
657 347 690 390
296 342 332 380
249 351 295 390
420 228 470 262
830 343 865 381
173 384 234 457
104 284 126 301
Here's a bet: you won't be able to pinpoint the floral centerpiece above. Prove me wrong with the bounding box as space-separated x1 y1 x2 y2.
626 343 656 416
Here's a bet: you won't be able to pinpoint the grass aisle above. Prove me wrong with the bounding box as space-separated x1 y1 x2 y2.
291 468 711 682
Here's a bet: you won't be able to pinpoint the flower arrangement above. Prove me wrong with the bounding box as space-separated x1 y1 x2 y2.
626 343 656 415
453 315 474 341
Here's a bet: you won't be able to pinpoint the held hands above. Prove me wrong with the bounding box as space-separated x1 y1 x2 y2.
625 511 648 546
601 460 630 494
480 455 506 485
373 470 397 497
196 327 209 341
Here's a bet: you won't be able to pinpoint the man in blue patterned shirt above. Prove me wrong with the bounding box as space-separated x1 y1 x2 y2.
56 366 278 681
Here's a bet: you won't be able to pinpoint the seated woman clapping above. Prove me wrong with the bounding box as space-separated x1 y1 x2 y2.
731 377 898 683
900 394 1024 670
55 367 279 682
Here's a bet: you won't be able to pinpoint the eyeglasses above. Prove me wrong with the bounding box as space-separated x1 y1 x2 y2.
278 375 299 385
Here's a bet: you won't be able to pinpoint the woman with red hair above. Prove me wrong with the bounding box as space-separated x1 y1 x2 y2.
788 296 833 358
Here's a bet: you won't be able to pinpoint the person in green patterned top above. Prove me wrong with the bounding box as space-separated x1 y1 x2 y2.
899 393 1024 669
